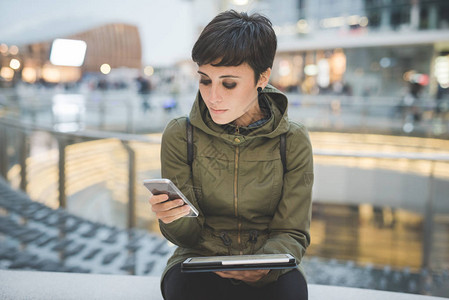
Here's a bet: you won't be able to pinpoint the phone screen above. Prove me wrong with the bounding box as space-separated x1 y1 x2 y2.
143 179 199 217
149 183 182 201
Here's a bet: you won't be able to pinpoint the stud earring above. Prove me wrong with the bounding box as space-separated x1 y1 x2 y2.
257 87 262 93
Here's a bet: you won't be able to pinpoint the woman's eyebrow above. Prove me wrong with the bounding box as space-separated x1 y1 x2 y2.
197 71 240 79
197 71 209 77
220 75 240 79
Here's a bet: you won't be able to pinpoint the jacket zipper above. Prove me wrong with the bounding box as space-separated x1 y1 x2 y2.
234 126 242 255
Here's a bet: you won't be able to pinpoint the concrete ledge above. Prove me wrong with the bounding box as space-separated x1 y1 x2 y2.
0 270 446 300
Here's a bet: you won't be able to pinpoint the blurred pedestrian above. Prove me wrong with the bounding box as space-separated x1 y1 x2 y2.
399 82 423 124
136 76 152 112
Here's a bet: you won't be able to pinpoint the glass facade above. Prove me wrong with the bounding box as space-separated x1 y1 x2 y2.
272 45 434 97
366 0 449 31
248 0 449 99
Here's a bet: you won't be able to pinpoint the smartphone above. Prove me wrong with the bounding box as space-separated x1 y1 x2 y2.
143 178 199 217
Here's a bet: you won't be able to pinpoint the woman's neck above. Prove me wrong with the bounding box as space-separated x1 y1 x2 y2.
233 104 265 127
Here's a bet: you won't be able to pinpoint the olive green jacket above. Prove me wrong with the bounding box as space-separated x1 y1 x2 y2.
159 84 313 287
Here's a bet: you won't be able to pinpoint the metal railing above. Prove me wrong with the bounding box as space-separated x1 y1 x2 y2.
312 149 449 270
1 87 448 136
0 115 161 230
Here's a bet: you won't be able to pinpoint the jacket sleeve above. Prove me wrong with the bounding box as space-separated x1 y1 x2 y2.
253 122 313 286
158 118 204 248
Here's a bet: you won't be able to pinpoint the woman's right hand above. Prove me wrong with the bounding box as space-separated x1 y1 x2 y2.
149 194 191 224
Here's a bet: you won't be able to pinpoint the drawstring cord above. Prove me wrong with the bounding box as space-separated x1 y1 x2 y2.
249 230 258 254
220 231 232 255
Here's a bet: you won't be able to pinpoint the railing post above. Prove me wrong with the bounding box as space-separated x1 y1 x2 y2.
422 159 436 270
126 102 134 134
122 141 136 229
0 124 8 179
58 137 67 208
99 99 106 130
19 130 28 192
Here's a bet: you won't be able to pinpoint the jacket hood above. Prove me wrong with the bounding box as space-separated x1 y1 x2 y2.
189 84 290 143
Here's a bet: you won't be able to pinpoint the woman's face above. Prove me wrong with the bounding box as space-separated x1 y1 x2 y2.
197 63 269 127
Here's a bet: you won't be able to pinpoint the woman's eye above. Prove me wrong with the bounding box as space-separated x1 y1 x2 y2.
223 82 236 89
200 79 211 85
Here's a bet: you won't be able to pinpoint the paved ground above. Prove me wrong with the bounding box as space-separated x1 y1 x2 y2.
1 270 447 300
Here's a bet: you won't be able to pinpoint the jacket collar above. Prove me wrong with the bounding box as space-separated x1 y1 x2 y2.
189 84 290 143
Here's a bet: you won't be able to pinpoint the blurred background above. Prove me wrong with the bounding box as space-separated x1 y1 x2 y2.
0 0 449 297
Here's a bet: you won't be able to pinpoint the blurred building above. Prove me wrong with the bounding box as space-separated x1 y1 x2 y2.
1 0 449 99
216 0 449 99
0 23 141 87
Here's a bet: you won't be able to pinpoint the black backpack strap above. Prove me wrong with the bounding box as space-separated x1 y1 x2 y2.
186 117 194 167
280 133 287 174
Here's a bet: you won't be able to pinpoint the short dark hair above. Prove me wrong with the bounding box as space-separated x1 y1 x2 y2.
191 10 277 84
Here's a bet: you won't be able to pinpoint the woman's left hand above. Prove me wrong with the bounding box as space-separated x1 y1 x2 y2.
214 269 269 283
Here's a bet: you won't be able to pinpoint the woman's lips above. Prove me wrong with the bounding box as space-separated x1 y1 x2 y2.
210 108 227 114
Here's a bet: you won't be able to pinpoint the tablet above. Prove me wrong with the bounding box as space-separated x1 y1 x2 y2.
181 254 297 273
143 178 199 217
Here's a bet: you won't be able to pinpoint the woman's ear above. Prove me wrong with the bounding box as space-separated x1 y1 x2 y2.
258 68 272 89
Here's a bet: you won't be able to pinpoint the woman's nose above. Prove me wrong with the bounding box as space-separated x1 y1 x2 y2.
209 84 222 104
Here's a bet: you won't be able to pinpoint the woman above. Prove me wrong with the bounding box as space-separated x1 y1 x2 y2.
149 10 313 300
